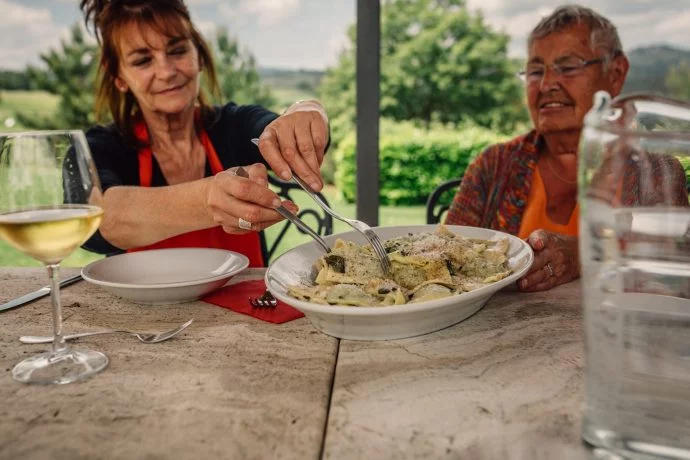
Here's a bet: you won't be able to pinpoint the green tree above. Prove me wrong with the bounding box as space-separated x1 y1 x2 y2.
20 25 276 129
20 25 98 130
212 29 275 108
666 60 690 102
319 0 527 134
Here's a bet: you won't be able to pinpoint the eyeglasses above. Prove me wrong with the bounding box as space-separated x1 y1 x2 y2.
517 57 605 84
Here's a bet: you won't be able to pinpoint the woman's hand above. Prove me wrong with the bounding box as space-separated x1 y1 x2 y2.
256 100 329 192
204 163 298 234
518 229 580 292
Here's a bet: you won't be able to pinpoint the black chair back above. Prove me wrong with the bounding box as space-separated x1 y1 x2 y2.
425 178 461 225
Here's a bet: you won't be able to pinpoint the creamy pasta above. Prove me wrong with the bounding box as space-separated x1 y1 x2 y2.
287 225 513 306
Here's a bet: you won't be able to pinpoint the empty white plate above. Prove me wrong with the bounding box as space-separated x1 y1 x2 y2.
82 248 249 304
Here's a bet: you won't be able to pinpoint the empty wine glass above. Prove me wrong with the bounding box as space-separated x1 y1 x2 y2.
0 130 108 384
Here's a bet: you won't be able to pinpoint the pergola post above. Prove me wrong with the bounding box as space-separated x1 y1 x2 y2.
355 0 380 225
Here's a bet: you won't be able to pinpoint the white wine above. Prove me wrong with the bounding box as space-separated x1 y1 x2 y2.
0 205 103 264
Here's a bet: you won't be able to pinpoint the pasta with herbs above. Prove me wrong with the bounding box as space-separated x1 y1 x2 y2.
287 225 513 306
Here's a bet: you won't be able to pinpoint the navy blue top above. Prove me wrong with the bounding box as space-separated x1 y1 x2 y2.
83 103 279 255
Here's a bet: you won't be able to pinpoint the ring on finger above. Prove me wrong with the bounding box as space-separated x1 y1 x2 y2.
544 262 555 278
238 217 252 230
229 166 249 178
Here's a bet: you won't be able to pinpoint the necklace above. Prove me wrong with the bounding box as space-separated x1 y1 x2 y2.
542 154 577 184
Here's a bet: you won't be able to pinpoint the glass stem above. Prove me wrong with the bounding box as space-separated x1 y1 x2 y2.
47 263 67 353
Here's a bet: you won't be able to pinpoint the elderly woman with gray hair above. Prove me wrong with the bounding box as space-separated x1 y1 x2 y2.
445 4 689 292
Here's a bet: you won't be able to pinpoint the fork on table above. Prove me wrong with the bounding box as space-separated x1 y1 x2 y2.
249 290 278 308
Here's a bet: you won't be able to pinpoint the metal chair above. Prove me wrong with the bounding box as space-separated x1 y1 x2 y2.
425 178 462 225
259 174 334 263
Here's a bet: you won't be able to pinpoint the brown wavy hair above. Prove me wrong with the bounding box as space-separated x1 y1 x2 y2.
80 0 220 143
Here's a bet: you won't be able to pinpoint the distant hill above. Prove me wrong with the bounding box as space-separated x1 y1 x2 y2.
3 46 686 101
255 46 690 99
258 67 325 93
624 45 690 96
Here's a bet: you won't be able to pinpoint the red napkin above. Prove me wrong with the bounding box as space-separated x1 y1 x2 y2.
202 280 304 324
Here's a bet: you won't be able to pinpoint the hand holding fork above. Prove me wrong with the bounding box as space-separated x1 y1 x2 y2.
250 138 391 275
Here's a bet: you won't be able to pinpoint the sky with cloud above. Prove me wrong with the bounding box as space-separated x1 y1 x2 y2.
1 0 688 71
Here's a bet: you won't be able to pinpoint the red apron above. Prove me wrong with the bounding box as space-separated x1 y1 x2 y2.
126 115 265 267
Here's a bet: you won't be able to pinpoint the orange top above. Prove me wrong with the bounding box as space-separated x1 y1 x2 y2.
517 166 579 240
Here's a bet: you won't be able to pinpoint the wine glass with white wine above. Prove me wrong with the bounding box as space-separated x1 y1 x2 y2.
0 130 108 384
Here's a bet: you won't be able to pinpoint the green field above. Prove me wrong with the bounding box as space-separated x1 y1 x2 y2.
0 90 59 130
0 88 311 129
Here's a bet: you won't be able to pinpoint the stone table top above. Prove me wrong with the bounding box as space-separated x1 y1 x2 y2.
324 280 587 460
0 268 592 459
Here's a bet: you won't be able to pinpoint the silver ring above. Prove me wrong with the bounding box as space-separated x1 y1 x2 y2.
229 166 248 178
238 217 252 230
545 262 555 278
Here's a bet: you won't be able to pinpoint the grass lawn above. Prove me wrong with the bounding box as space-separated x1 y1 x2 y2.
0 90 59 130
0 185 426 268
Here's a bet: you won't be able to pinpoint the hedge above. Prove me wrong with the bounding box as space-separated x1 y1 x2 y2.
333 119 510 205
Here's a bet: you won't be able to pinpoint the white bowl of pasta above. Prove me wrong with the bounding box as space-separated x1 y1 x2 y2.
266 224 533 340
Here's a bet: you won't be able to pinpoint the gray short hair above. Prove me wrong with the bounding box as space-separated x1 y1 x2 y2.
528 5 624 62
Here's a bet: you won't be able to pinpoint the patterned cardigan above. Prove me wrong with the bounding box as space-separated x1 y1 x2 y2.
444 130 689 235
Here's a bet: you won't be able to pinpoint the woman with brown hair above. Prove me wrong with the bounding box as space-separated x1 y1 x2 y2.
78 0 330 267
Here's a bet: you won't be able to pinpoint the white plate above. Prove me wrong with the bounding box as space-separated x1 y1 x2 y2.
82 248 249 305
266 225 533 340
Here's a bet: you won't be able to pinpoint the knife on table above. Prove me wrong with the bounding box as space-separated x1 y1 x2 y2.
0 274 83 312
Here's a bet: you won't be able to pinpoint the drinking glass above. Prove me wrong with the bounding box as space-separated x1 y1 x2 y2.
579 92 690 458
0 130 108 384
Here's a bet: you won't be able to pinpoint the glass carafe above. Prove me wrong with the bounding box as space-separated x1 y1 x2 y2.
579 91 690 459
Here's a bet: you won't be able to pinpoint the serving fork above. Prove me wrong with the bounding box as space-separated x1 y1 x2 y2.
250 138 392 275
233 165 330 254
